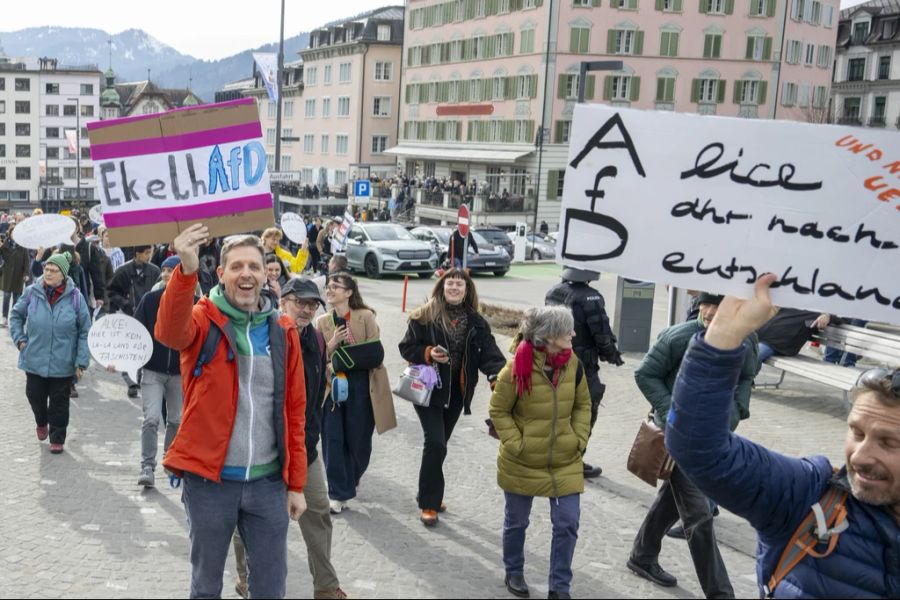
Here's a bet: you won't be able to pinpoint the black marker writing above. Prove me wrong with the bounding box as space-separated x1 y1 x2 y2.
680 143 822 191
671 198 752 225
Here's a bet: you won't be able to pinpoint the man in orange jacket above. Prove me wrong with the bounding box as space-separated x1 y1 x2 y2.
156 224 307 599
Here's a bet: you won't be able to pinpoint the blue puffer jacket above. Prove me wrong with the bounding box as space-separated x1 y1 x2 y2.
666 333 900 599
9 279 91 378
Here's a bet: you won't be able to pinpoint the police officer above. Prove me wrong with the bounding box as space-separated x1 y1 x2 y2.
545 267 623 478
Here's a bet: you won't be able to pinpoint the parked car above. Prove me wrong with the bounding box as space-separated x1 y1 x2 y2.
505 231 558 260
476 227 515 259
410 226 511 276
344 222 439 279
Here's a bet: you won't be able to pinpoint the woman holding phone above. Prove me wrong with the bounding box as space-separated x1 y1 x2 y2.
399 268 506 526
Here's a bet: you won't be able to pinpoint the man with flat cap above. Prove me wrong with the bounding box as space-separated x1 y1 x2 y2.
546 267 623 479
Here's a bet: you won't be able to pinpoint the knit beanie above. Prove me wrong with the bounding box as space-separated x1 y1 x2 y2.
46 251 72 279
161 255 181 270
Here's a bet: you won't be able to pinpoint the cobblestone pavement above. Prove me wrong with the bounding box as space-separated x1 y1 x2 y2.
0 278 850 599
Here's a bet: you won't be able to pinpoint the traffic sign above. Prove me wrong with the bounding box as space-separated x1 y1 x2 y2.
354 179 371 197
457 204 470 237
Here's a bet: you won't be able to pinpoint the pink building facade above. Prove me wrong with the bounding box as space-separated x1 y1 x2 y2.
390 0 838 229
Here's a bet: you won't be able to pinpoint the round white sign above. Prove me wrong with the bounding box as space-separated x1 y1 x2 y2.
88 204 104 225
88 314 153 383
12 214 76 250
280 212 307 245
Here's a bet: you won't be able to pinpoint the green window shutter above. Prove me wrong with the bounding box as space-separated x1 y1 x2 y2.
603 75 614 100
746 37 755 59
733 80 743 103
660 32 669 56
766 0 775 16
629 0 638 8
547 170 559 199
505 76 514 99
554 121 563 143
672 32 679 55
716 79 726 103
656 0 664 9
674 0 682 9
592 0 602 6
703 34 712 57
691 78 701 102
725 0 734 13
634 31 644 54
699 0 707 13
487 35 497 58
405 86 411 103
630 76 640 101
607 29 617 53
530 75 538 98
488 0 497 15
585 74 596 99
558 74 567 99
570 29 581 53
667 78 676 101
758 81 768 104
763 37 773 60
750 0 759 14
713 35 722 58
656 77 666 101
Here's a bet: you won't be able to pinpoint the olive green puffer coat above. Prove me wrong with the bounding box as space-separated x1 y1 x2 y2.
489 349 592 498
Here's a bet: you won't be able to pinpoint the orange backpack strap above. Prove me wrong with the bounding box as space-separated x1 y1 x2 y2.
764 484 850 597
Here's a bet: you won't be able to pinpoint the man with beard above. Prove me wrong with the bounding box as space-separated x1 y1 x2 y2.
666 274 900 598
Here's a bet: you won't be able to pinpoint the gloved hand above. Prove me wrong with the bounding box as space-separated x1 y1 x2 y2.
602 348 624 366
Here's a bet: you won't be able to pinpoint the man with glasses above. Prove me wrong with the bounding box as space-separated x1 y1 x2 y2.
666 274 900 598
156 225 307 599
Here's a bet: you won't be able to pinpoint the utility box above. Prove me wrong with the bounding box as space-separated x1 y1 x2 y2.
614 278 655 353
513 222 527 263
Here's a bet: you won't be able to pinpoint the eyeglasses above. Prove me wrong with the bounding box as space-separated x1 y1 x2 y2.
326 283 348 292
858 368 900 397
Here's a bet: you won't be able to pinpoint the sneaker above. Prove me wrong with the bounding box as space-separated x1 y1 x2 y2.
36 425 49 441
626 558 677 587
420 509 438 527
138 466 155 488
234 579 249 599
49 443 64 454
329 500 347 514
127 385 140 398
314 587 349 599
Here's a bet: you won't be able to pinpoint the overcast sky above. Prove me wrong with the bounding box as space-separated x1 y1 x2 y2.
1 1 397 61
0 0 872 61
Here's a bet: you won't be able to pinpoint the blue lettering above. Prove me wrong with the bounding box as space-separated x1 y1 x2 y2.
207 145 229 194
243 141 266 186
227 147 242 192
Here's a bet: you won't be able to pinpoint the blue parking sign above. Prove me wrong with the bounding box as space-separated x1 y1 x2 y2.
354 180 371 197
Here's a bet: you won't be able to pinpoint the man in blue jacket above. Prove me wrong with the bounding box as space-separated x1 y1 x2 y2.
667 274 900 598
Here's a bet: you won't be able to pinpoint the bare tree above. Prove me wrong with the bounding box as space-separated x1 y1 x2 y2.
804 99 836 124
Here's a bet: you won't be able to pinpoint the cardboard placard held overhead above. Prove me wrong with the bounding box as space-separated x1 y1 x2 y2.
86 98 274 246
559 105 900 325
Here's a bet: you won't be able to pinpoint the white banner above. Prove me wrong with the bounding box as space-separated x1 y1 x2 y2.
559 105 900 325
253 52 279 103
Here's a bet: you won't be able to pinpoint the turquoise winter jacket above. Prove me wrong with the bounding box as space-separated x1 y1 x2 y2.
9 279 91 378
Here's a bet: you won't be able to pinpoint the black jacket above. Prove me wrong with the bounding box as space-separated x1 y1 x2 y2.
75 237 106 302
398 310 506 414
299 323 327 466
108 260 161 316
545 280 621 369
134 288 182 375
451 230 478 260
756 308 832 356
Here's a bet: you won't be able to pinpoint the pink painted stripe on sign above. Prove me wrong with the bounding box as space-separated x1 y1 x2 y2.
86 98 256 131
90 122 262 160
103 194 272 228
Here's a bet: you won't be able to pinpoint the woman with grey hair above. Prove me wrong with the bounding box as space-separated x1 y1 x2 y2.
489 305 592 600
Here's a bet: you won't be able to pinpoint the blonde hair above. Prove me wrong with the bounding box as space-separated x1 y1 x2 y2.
262 227 283 242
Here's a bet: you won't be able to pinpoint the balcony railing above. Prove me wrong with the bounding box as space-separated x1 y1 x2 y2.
421 191 445 207
869 116 887 127
838 116 862 126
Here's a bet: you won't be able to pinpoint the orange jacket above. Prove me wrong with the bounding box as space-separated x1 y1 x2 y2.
156 265 307 492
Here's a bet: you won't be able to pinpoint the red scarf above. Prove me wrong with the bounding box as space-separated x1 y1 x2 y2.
512 340 572 396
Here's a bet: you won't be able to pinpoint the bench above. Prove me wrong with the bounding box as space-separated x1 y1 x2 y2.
757 323 900 407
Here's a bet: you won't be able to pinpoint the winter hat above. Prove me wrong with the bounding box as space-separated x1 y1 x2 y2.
46 251 72 279
697 292 724 306
161 256 182 270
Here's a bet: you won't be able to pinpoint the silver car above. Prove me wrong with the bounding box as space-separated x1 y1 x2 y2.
411 226 511 276
344 222 439 279
506 231 558 260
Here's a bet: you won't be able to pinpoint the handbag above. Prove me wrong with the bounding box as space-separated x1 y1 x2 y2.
392 364 440 407
331 338 385 373
626 414 676 487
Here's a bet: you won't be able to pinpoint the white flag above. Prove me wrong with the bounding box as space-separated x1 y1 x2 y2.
252 52 279 103
65 129 78 154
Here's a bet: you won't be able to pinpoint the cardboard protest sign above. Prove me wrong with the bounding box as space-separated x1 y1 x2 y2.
88 314 152 382
86 98 274 247
88 204 104 225
280 212 307 244
333 211 355 253
12 214 75 249
559 105 899 325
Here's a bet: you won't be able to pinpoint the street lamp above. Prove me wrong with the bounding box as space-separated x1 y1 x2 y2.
273 0 286 218
66 97 81 209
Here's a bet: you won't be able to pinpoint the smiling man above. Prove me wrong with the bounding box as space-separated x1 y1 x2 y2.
155 224 307 599
666 275 900 598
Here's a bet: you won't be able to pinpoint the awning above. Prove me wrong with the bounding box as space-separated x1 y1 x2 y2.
383 145 533 164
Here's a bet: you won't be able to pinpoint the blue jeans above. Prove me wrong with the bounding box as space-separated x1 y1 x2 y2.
182 472 289 599
321 370 375 502
758 342 776 368
824 319 867 367
503 492 581 594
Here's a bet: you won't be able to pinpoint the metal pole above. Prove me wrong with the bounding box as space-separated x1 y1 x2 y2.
273 0 286 219
667 286 679 327
75 98 81 209
462 235 469 270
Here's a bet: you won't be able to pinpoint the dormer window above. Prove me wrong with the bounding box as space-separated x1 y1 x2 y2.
378 24 391 41
853 22 870 44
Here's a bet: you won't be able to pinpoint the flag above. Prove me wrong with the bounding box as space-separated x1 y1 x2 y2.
65 129 78 154
253 52 279 103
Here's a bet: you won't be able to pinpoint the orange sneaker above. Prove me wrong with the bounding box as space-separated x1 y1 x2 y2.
420 509 438 527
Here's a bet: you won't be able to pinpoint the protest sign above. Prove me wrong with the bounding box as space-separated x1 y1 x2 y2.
86 98 274 247
280 212 307 244
333 211 355 253
559 105 899 325
88 314 152 382
12 214 75 249
88 204 104 225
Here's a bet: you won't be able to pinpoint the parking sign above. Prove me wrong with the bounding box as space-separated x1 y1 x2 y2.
354 180 371 197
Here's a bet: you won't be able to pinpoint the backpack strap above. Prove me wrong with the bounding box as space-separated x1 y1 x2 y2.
193 322 234 378
764 483 850 597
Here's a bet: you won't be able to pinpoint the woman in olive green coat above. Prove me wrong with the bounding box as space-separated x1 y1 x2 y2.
489 306 592 600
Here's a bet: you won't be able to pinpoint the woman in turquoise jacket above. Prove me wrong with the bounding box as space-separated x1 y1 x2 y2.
9 251 91 454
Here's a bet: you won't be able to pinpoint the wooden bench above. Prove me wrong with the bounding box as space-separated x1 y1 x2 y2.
757 323 900 407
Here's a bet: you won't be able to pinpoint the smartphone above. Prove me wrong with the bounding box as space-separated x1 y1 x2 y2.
434 345 449 355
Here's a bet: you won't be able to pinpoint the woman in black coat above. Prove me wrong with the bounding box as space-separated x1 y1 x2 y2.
399 268 506 527
0 225 31 326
